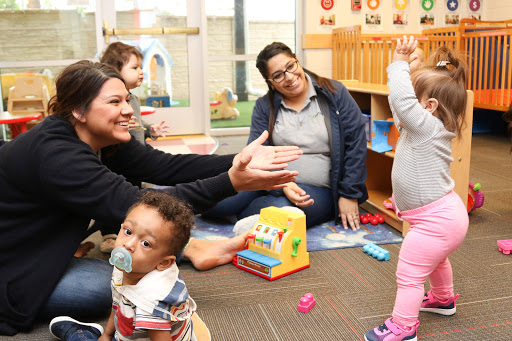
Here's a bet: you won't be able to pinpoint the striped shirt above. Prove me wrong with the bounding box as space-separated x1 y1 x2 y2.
111 265 196 341
387 61 455 212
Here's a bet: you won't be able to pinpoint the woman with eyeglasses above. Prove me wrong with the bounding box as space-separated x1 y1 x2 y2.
203 42 368 230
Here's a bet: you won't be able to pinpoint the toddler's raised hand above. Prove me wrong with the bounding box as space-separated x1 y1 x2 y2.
393 35 418 63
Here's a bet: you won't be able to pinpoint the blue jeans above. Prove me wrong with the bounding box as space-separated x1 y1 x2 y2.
38 257 113 320
202 184 334 227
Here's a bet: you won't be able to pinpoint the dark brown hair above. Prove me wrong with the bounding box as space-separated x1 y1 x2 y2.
100 41 143 72
255 42 336 144
127 191 193 256
411 46 468 137
48 60 125 121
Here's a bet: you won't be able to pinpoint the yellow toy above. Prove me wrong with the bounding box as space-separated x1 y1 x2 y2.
234 206 309 281
210 87 240 120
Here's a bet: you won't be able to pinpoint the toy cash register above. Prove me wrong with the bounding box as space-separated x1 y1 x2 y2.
234 206 309 281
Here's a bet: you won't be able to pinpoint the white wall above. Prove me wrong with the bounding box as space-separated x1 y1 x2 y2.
486 0 512 21
302 0 505 80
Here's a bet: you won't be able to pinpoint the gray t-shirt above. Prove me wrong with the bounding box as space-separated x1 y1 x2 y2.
273 74 331 188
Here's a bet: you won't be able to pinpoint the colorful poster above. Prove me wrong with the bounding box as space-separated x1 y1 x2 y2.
319 0 336 29
395 0 407 11
447 0 458 11
367 0 380 10
366 13 381 25
467 0 482 20
420 0 435 26
445 0 459 25
392 0 408 26
422 0 434 11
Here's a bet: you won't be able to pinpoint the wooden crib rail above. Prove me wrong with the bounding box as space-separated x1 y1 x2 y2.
465 29 512 110
332 25 361 82
333 32 457 85
332 20 512 111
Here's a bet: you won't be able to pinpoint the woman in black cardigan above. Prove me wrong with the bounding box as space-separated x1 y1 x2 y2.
0 60 301 335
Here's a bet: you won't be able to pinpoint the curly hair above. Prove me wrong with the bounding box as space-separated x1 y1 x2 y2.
127 191 193 256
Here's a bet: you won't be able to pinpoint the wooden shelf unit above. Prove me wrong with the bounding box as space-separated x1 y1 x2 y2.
341 80 474 236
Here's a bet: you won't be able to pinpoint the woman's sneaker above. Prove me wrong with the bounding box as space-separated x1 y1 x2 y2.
49 316 104 340
365 318 419 341
420 290 458 316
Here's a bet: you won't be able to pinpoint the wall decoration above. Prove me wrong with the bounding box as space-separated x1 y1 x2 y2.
365 13 381 25
447 0 458 11
420 13 435 25
468 0 480 11
420 0 435 26
352 0 362 10
445 14 459 24
320 14 336 26
395 0 407 11
392 0 409 27
422 0 434 11
445 0 459 26
319 0 336 29
367 0 380 10
321 0 334 11
393 13 407 25
467 0 482 20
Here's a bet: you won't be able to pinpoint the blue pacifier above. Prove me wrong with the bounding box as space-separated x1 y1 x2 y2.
109 247 132 273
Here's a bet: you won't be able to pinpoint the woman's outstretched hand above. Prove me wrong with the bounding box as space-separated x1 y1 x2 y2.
228 131 302 191
244 130 303 170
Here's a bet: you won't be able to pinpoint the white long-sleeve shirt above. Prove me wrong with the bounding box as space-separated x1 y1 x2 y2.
387 61 455 212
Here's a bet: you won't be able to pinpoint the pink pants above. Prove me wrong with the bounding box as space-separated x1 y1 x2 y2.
392 191 468 327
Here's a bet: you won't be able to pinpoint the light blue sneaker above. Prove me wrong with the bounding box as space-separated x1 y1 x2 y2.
49 316 104 341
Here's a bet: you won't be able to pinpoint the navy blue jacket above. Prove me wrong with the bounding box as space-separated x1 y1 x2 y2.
249 76 368 221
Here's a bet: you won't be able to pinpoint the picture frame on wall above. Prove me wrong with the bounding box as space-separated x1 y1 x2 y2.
420 14 435 25
393 13 407 25
365 13 381 25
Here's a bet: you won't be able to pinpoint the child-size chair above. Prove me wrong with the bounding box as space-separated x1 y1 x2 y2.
7 76 49 117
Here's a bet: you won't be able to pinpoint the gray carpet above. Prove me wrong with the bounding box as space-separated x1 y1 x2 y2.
9 133 512 340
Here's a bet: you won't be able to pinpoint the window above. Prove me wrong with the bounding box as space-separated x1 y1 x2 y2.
206 0 296 131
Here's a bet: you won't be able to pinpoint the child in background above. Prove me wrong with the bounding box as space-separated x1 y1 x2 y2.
50 191 204 341
365 36 469 341
100 41 171 143
97 42 172 253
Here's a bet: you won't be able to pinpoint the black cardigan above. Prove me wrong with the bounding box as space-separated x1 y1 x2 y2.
0 115 236 335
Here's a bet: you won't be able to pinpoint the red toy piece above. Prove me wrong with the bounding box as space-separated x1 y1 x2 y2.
370 217 379 225
298 293 316 313
361 216 369 224
497 240 512 255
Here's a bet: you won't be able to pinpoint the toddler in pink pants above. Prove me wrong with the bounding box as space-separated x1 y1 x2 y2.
365 36 470 341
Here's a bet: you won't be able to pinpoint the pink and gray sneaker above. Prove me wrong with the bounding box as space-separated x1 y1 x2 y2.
420 290 459 316
364 318 420 341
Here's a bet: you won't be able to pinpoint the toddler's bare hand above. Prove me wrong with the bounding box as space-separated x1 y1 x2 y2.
393 35 418 63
